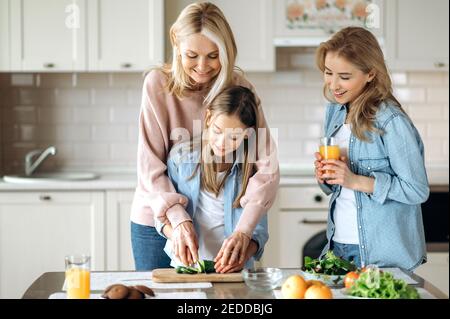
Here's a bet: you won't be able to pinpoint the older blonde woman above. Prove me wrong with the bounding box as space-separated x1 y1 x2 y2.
131 2 279 271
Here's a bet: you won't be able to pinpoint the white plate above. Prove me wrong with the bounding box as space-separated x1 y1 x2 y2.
340 288 380 299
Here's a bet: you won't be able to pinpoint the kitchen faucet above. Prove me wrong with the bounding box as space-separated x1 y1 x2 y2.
25 146 57 176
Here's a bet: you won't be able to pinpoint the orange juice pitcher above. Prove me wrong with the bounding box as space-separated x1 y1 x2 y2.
65 255 91 299
319 137 340 176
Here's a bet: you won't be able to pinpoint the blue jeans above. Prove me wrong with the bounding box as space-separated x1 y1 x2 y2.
131 221 171 270
331 241 362 268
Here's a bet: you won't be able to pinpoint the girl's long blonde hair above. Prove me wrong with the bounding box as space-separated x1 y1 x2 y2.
162 2 238 106
192 86 259 208
316 27 405 141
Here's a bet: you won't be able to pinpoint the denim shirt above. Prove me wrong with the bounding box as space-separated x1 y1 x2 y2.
155 142 269 269
319 101 429 271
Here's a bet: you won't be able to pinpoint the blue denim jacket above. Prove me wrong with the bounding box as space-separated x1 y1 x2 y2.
319 101 429 271
155 141 269 268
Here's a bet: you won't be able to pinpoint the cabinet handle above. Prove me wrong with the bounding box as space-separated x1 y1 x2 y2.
39 195 52 201
121 63 132 69
435 62 446 68
43 63 55 68
299 219 327 225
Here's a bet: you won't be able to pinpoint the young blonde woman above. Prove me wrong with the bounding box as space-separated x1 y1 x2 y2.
156 86 268 273
131 2 279 270
314 27 429 271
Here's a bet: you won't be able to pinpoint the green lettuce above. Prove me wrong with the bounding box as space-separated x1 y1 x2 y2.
348 268 420 299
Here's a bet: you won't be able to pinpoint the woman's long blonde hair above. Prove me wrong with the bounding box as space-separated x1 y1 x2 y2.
162 2 238 106
191 86 259 208
316 27 405 141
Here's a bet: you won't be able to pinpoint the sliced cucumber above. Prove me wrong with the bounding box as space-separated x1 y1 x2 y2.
175 260 216 274
196 260 206 273
175 266 187 274
203 260 216 274
185 266 199 274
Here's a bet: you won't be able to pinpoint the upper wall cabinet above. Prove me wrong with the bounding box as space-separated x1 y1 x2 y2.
385 0 449 71
0 0 10 71
87 0 164 71
8 0 164 72
10 0 87 72
208 0 275 72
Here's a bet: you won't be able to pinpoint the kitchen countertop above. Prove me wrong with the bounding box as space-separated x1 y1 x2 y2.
22 268 449 299
0 173 139 191
0 164 448 191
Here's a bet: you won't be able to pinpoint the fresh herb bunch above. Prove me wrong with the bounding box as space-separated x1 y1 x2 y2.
175 259 216 274
348 267 420 299
303 251 358 275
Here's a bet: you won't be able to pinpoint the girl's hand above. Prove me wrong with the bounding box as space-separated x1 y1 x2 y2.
214 240 257 274
321 157 358 189
213 231 251 268
172 221 199 266
214 258 245 274
314 152 326 184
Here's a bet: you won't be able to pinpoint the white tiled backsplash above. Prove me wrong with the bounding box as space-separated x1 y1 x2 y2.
0 64 448 175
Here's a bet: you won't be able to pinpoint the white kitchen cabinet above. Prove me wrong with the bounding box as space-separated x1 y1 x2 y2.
105 190 135 271
261 183 329 268
278 210 328 268
0 191 105 299
207 0 275 71
87 0 164 71
0 0 10 71
10 0 87 72
385 0 449 71
414 252 449 297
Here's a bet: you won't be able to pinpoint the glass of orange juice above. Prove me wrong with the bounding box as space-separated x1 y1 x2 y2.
319 137 340 178
65 255 90 299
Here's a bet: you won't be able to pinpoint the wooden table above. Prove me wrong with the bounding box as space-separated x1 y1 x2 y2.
22 269 448 299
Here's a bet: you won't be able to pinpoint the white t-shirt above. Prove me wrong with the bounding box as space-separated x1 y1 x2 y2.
332 124 360 245
167 171 227 267
193 171 227 261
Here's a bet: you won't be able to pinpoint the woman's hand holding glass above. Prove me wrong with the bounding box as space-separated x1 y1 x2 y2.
315 152 355 187
314 152 327 184
321 156 358 189
317 156 375 193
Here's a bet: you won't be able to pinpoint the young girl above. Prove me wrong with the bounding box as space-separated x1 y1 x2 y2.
314 27 429 271
156 86 268 273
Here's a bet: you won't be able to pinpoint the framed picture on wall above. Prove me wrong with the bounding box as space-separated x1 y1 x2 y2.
274 0 384 40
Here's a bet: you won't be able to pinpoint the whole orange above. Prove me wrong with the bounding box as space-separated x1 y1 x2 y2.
281 275 308 299
304 284 333 299
306 280 325 288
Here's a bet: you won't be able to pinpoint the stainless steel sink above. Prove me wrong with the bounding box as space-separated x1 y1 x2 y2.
3 172 100 184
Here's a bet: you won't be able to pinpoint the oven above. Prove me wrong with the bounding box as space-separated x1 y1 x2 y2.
421 185 449 251
276 183 329 268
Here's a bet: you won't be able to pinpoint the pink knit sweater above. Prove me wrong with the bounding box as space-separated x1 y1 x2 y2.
130 69 280 236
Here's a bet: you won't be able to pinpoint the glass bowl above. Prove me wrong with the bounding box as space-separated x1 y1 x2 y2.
300 270 345 287
242 268 283 291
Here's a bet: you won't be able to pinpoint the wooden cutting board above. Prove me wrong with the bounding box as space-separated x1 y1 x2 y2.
152 268 243 283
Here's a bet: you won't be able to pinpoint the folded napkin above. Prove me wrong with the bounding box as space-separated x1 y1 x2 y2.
62 272 212 291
